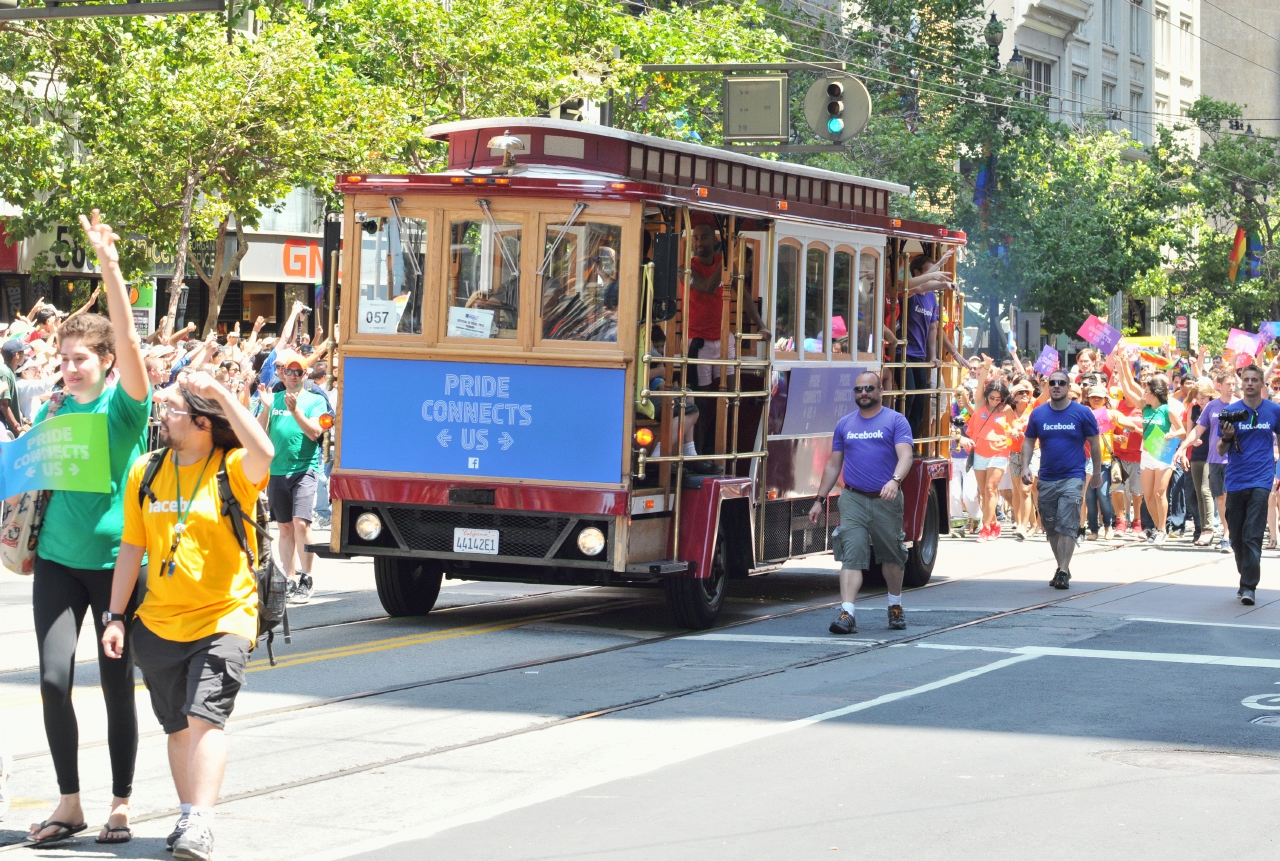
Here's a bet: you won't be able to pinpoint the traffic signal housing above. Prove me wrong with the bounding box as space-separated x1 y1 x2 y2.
803 74 871 142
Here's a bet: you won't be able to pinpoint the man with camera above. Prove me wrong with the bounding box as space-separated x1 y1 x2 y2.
1215 364 1280 605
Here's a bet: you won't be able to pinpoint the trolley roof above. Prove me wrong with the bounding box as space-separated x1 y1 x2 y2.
336 117 964 244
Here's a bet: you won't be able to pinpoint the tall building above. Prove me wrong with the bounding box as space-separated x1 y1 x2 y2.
1199 2 1280 138
987 0 1186 146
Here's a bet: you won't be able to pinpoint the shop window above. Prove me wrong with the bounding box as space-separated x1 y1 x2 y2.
540 221 623 343
358 216 426 335
447 218 520 339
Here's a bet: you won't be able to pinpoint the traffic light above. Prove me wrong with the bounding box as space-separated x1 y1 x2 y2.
803 74 871 142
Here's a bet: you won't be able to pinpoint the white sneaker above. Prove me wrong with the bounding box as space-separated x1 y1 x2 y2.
1154 530 1168 546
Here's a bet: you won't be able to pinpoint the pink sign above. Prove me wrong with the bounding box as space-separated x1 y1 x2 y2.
1092 407 1112 433
1033 344 1060 375
1226 328 1266 356
1077 315 1123 356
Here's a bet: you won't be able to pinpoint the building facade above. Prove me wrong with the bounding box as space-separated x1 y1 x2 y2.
1199 1 1280 138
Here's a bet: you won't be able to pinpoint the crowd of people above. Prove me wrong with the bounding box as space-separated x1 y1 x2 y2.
947 340 1280 601
0 213 335 859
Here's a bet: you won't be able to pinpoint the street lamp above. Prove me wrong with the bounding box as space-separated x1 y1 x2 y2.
984 12 1004 64
1006 47 1028 93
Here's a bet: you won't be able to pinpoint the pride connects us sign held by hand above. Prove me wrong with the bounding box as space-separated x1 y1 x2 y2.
1077 315 1122 356
1 414 110 497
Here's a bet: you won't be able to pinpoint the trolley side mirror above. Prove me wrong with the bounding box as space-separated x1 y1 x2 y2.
651 232 679 322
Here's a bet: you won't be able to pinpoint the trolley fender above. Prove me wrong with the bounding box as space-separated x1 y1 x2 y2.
902 458 950 543
676 476 753 578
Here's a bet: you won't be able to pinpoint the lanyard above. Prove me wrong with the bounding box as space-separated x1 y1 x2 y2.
162 451 214 578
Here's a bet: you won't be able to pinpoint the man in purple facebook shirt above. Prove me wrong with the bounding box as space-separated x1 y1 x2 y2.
809 371 914 635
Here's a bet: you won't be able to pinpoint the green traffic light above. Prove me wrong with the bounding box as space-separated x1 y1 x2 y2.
827 117 844 134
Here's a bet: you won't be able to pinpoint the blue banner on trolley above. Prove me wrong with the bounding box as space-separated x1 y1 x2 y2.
340 357 626 484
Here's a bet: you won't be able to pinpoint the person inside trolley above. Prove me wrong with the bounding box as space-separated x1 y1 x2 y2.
808 371 915 634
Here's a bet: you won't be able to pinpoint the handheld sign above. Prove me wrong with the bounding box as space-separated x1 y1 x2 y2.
1077 315 1123 356
1226 328 1266 357
1260 321 1280 343
1141 424 1178 465
0 414 111 497
1033 344 1059 375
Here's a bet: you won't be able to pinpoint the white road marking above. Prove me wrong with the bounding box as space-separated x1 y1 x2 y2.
307 653 1039 861
1124 616 1280 632
688 634 883 646
916 643 1280 669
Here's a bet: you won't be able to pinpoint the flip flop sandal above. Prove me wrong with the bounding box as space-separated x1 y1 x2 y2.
27 820 88 847
96 824 133 844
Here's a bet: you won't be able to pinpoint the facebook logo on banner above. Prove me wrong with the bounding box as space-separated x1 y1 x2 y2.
341 358 626 484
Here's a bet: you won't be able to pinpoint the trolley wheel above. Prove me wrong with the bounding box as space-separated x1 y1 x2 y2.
374 556 444 617
665 533 727 629
903 483 940 589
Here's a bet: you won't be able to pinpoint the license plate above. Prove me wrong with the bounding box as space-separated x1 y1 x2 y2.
453 527 499 555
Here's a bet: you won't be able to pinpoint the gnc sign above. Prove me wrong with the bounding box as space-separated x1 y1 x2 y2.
238 234 324 283
282 238 323 279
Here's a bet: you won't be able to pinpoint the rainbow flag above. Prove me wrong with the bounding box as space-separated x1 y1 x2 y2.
1229 226 1248 283
1139 349 1176 370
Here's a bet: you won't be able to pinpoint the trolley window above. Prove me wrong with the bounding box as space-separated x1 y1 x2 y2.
446 217 521 339
856 248 880 360
540 221 624 343
357 216 426 336
803 243 828 358
774 240 800 359
832 249 853 358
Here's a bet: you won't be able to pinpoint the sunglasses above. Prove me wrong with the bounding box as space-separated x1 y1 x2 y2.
1048 380 1069 387
853 385 879 393
156 403 189 418
281 368 304 377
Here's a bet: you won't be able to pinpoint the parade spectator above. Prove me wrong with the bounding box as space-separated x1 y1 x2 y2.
308 362 335 529
1177 379 1216 545
808 371 915 633
17 355 57 421
971 356 1016 542
1007 378 1036 540
25 211 150 847
1021 370 1102 589
1179 370 1237 552
1215 364 1280 605
1117 356 1184 545
102 370 273 861
0 339 29 436
258 348 326 602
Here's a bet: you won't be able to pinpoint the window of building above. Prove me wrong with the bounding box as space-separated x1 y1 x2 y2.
1130 2 1143 56
1026 58 1053 98
1103 82 1117 129
1154 97 1169 127
1129 90 1143 140
1179 16 1193 67
1071 73 1086 122
1102 0 1115 46
1155 6 1170 65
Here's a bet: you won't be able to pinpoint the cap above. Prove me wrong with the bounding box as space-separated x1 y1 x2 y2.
275 348 304 369
832 317 849 339
1 339 29 361
15 357 39 374
1087 385 1107 399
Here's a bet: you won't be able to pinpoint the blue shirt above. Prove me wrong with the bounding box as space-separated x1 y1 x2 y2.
1222 399 1280 492
905 292 939 359
831 407 913 494
1025 401 1100 482
259 347 280 390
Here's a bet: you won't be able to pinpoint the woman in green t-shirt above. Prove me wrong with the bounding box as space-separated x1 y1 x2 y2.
1117 356 1184 547
26 212 150 847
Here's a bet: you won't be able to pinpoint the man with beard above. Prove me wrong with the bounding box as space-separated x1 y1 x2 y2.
807 372 915 633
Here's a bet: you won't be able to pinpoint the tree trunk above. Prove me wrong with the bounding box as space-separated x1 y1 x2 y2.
200 213 251 337
162 173 198 340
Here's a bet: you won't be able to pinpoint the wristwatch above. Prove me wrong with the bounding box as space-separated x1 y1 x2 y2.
102 611 127 626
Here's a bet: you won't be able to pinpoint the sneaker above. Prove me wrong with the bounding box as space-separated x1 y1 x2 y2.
1114 518 1128 534
829 610 857 635
0 751 11 820
1220 538 1233 554
975 523 989 544
172 822 213 861
1050 570 1071 590
313 514 332 530
1241 588 1256 606
166 814 190 851
288 573 314 605
1130 523 1143 536
887 605 906 630
992 522 1002 539
1154 530 1167 547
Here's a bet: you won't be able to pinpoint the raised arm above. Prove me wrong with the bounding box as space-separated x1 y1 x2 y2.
1115 352 1144 409
185 371 274 484
79 211 147 403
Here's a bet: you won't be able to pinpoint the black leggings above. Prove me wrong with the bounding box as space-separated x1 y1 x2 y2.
32 555 139 798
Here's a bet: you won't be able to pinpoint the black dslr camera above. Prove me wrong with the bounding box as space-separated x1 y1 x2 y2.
1218 408 1250 453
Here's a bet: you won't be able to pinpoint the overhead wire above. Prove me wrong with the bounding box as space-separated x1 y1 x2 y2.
1200 0 1280 49
1123 0 1280 79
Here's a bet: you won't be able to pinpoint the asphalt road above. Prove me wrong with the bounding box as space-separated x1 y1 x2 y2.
1 528 1278 860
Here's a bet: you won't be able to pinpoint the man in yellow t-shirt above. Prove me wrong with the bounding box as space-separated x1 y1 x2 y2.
102 371 273 861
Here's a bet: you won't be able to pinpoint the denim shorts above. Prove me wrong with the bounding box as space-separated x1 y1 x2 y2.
973 454 1009 472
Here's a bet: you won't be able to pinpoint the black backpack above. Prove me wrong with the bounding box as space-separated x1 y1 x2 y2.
138 448 292 665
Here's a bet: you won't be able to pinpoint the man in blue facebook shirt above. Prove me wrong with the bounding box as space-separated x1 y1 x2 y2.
1215 364 1280 606
1021 369 1102 591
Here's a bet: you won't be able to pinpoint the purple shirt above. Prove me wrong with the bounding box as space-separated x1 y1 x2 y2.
906 292 939 359
832 407 914 494
1198 397 1236 465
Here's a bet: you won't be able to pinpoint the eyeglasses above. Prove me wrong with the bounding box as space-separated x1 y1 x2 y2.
1047 380 1069 387
281 368 304 377
156 403 189 418
852 385 879 393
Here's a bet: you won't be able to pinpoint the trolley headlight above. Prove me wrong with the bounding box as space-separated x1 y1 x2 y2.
576 526 606 556
355 512 383 541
